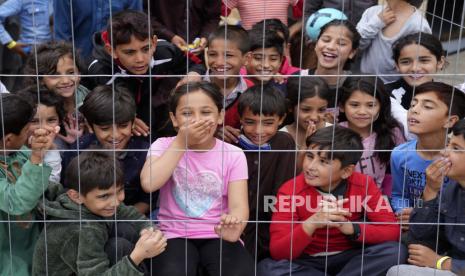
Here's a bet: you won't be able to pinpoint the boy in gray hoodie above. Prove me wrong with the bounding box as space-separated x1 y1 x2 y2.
32 152 166 275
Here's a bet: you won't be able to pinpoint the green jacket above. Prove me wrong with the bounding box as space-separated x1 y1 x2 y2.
32 185 152 276
0 147 52 276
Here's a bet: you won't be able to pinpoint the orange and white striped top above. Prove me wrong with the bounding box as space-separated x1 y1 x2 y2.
223 0 298 30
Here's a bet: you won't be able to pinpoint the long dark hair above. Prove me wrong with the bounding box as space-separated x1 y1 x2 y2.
339 76 405 165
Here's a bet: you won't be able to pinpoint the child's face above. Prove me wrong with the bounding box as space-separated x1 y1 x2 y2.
315 25 356 71
111 35 157 75
302 145 351 192
246 48 283 82
80 184 125 217
207 39 246 81
170 90 224 147
443 134 465 183
408 91 450 135
240 108 284 145
92 121 133 150
28 104 59 136
294 96 328 131
396 43 445 87
43 55 80 99
340 90 380 133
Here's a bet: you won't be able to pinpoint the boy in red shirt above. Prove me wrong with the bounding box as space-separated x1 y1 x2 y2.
258 126 406 275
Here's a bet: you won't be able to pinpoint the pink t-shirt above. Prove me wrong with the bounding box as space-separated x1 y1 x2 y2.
339 122 406 190
223 0 298 30
147 137 248 239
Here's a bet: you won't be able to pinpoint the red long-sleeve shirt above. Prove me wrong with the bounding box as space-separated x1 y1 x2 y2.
269 172 400 260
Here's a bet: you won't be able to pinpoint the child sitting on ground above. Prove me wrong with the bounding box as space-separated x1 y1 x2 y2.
357 0 431 83
387 119 465 276
205 25 254 143
32 152 166 275
391 82 465 230
0 94 56 276
259 126 405 276
140 81 254 275
62 85 153 215
236 84 296 261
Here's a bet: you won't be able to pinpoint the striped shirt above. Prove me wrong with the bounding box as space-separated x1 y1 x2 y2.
223 0 298 30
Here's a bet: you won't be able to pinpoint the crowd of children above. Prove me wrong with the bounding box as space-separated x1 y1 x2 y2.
2 1 465 275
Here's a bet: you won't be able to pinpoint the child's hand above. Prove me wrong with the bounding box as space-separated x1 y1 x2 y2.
425 157 451 193
176 72 202 88
30 125 57 164
303 197 350 235
272 73 285 84
396 207 413 231
177 119 216 147
10 42 28 58
57 113 84 144
190 37 208 55
306 121 317 138
324 111 335 125
217 126 241 144
214 213 244 242
407 244 441 269
378 6 396 26
171 35 188 50
132 117 149 137
130 228 167 265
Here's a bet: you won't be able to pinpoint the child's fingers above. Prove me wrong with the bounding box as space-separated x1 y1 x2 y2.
227 126 241 138
223 129 239 143
152 230 164 242
328 214 349 223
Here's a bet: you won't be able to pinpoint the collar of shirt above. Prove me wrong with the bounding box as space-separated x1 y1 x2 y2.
238 134 271 151
204 70 249 107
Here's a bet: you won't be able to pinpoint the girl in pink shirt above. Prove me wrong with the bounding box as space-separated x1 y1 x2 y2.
339 76 406 195
141 81 253 275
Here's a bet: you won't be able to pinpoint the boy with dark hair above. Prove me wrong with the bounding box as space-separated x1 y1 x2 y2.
33 151 167 275
236 84 296 261
63 85 153 215
0 94 56 276
206 24 254 144
391 82 465 228
251 19 300 75
387 118 465 275
245 29 285 87
89 9 205 140
259 126 405 275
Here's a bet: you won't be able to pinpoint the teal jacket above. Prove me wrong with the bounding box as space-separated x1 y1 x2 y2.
0 147 52 276
32 185 152 276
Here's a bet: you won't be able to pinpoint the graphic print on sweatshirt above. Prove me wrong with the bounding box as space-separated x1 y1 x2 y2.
172 166 222 217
